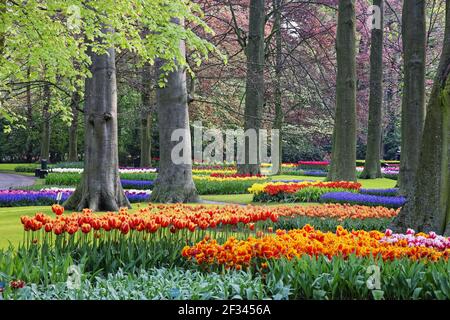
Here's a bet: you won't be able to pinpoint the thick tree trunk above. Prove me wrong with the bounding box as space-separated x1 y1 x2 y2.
64 36 130 211
327 0 357 182
40 84 51 162
140 63 153 168
398 0 426 196
237 0 265 175
361 0 384 179
391 0 450 235
68 91 80 162
150 37 199 203
272 0 283 175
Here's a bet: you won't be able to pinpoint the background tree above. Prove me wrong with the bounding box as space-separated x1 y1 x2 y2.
398 0 426 196
68 90 81 162
238 0 265 175
150 31 199 203
361 0 384 179
327 0 357 182
140 63 154 168
391 0 450 235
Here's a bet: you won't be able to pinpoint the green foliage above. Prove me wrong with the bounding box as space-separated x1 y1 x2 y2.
194 179 269 195
7 267 278 300
264 255 450 300
45 172 158 185
1 0 221 122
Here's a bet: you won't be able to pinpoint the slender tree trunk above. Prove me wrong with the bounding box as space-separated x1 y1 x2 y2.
150 31 199 203
0 0 5 56
25 68 34 162
327 0 357 182
238 0 265 175
272 0 283 175
140 63 153 168
361 0 384 179
398 0 426 196
391 0 450 235
40 84 51 162
65 31 130 211
68 90 80 162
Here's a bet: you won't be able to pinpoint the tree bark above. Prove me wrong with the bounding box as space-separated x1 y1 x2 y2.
150 34 199 203
327 0 357 182
25 68 34 162
398 0 426 196
68 90 80 162
361 0 384 179
64 31 130 211
391 0 450 235
0 0 5 57
272 0 283 175
40 84 51 162
238 0 265 175
140 63 153 168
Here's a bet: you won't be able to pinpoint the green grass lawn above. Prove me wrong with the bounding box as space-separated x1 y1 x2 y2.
0 163 38 176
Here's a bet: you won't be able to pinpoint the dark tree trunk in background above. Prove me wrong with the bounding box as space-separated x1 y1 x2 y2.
391 0 450 235
398 0 426 196
65 33 130 211
68 90 80 162
272 0 283 175
150 36 199 203
0 0 4 56
140 63 153 168
25 69 34 162
327 0 357 182
238 0 265 175
40 84 51 162
361 0 384 179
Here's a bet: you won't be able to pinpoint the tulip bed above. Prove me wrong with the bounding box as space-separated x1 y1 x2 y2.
2 202 450 300
249 181 361 203
182 225 450 270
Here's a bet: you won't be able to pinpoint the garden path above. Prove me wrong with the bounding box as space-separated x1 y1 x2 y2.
0 173 36 189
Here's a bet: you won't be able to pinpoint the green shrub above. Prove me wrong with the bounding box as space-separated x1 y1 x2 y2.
14 165 39 173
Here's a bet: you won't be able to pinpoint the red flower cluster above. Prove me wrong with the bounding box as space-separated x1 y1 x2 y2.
298 161 330 166
210 173 265 178
20 204 279 236
263 181 361 196
51 204 64 216
10 280 25 289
